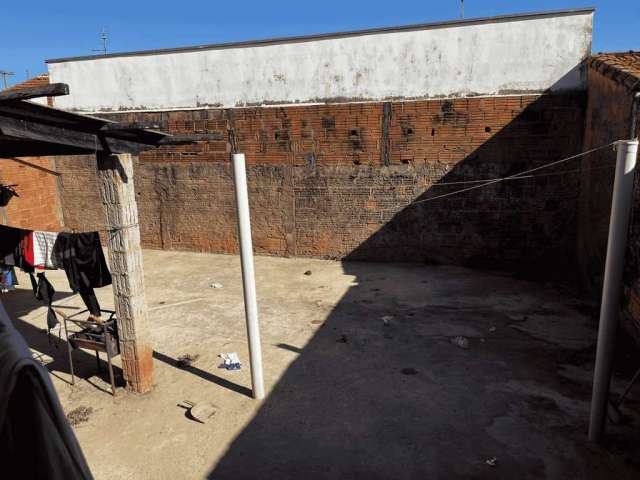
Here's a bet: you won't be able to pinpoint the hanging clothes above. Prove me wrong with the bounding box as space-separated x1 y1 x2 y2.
34 273 58 330
32 231 59 270
0 301 93 479
0 225 29 261
53 233 111 316
0 268 17 292
20 233 35 272
53 233 111 292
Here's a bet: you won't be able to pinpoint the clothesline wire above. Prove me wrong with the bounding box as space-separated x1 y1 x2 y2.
430 163 616 186
289 163 616 191
409 141 617 206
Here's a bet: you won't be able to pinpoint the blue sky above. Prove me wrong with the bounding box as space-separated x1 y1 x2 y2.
1 1 638 87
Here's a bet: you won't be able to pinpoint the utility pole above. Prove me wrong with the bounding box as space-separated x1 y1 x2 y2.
0 70 15 89
92 27 108 55
460 0 464 19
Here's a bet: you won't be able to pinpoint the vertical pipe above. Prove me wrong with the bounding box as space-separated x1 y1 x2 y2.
232 153 265 400
589 139 639 442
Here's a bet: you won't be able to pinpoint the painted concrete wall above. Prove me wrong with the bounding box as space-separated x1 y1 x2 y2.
48 11 593 112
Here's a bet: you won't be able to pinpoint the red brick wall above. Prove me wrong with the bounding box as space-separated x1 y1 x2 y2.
55 93 586 273
0 156 62 231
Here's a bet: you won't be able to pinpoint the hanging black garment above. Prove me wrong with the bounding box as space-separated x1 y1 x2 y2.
53 233 112 292
0 225 29 260
35 273 58 330
78 286 101 317
0 302 93 479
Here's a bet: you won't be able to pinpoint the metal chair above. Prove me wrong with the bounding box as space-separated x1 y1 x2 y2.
59 309 120 396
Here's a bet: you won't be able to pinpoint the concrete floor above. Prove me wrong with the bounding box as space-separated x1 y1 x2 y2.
3 249 640 479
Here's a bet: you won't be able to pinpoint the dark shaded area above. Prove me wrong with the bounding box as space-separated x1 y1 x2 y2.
274 343 303 354
345 92 587 281
210 261 640 479
210 88 640 478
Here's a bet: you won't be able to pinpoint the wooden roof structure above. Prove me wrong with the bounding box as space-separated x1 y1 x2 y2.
0 82 167 394
0 82 182 157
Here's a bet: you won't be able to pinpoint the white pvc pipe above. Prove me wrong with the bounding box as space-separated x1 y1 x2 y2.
232 153 265 400
589 139 638 442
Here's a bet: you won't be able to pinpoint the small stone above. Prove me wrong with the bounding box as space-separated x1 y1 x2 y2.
381 315 393 326
304 270 312 276
336 335 348 343
209 283 223 289
485 457 497 467
451 336 470 349
489 326 497 333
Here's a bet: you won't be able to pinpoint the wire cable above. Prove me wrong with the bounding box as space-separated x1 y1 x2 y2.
410 141 617 205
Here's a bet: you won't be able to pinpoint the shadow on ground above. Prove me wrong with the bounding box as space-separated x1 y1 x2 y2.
209 87 638 478
1 288 125 393
209 262 640 479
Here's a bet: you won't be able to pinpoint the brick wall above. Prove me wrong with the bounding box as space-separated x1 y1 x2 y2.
578 57 640 341
0 157 62 231
55 93 586 274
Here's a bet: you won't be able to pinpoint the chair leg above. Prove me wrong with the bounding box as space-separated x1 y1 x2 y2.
105 332 117 396
95 351 101 373
63 319 75 386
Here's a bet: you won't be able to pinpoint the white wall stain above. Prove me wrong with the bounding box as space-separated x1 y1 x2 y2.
48 12 592 113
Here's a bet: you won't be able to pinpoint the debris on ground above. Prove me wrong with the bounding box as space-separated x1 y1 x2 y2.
218 352 242 370
381 315 393 326
67 406 93 427
401 368 418 375
304 270 312 276
310 319 323 325
209 283 223 289
176 353 200 368
336 334 348 343
179 400 218 424
451 336 470 349
489 326 497 333
485 457 497 467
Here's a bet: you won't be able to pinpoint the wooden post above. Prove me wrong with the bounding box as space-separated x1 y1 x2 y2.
96 152 154 393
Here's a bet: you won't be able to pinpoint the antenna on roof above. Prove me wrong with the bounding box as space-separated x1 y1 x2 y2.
0 70 15 89
460 0 464 19
91 27 108 55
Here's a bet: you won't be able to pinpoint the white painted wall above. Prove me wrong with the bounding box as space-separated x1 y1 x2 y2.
48 11 592 113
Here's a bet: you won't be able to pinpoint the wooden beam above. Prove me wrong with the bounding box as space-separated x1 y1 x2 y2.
96 152 154 393
0 83 69 102
6 157 61 176
0 138 93 156
0 115 151 154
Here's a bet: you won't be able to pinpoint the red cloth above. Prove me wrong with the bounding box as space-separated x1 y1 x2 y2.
20 232 34 267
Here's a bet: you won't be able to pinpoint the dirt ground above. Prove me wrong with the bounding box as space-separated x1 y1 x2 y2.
4 250 640 479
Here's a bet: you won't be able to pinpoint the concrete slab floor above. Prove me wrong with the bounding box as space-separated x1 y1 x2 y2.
3 249 640 479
